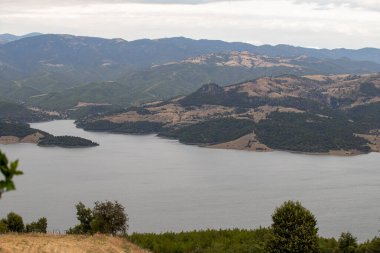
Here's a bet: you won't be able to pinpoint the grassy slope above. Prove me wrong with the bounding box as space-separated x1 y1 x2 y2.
0 234 149 253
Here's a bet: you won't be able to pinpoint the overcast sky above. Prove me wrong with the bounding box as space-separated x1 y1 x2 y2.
0 0 379 49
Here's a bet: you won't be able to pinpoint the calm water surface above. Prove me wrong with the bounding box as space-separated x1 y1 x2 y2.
0 120 379 240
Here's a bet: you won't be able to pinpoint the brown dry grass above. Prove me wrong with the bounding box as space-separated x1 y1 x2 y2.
209 132 271 152
0 234 150 253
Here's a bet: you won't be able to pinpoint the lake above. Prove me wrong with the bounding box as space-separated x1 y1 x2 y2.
0 120 379 241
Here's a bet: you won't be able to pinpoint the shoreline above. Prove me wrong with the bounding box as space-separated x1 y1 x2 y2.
2 119 370 156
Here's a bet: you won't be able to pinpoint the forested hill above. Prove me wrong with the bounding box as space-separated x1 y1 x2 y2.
76 74 380 155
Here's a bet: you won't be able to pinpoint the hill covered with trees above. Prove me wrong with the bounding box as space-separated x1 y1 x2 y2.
76 74 380 155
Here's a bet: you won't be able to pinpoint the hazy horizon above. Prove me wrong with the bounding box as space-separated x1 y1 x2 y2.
2 32 380 51
1 0 380 49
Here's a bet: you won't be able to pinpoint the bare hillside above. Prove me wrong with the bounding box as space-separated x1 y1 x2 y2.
0 234 149 253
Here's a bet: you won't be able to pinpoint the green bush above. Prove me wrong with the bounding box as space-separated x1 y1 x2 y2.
129 228 270 253
67 200 128 236
0 219 8 233
25 217 48 233
91 201 128 235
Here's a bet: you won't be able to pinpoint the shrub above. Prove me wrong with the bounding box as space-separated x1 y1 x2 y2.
0 219 8 233
67 200 128 236
25 217 47 233
90 200 128 235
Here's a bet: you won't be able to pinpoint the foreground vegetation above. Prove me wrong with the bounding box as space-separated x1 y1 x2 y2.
129 230 380 253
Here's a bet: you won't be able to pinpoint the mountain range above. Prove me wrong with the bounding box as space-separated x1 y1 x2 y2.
1 33 380 111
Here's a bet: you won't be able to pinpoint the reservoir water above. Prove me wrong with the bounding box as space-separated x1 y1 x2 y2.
0 120 379 240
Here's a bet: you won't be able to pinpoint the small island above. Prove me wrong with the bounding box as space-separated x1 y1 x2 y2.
38 135 99 148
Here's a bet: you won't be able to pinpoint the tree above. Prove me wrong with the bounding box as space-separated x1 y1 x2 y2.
25 217 48 233
67 202 94 234
337 232 357 253
5 212 24 232
67 200 128 235
0 150 23 198
266 200 319 253
91 200 128 235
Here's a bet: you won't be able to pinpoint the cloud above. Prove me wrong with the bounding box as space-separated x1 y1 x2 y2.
1 0 380 49
0 0 245 6
120 0 244 4
293 0 380 11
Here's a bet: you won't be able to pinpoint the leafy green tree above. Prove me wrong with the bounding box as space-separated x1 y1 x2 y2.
90 200 128 235
266 200 319 253
0 150 23 198
25 217 48 233
5 212 24 232
337 232 357 253
66 202 93 234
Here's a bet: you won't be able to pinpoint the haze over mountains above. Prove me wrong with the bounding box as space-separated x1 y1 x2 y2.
1 33 380 111
0 33 42 44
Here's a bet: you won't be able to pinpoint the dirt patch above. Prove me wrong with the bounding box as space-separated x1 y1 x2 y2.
328 150 363 156
0 234 149 253
28 107 60 116
209 132 272 152
75 102 112 108
20 132 45 143
0 136 20 144
355 133 380 152
104 104 234 126
0 133 44 145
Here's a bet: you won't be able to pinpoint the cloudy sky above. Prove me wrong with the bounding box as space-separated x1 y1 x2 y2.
0 0 379 49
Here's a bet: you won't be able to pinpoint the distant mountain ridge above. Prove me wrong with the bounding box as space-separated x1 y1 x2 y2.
0 33 380 109
0 32 42 44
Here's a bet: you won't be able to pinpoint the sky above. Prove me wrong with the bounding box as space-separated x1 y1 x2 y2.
0 0 379 49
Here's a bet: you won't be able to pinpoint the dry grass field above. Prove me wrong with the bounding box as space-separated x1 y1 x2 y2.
0 233 150 253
